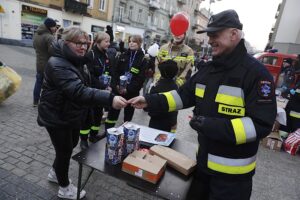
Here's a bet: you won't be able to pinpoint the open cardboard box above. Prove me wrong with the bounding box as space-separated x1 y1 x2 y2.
150 145 196 176
122 150 167 184
262 131 283 151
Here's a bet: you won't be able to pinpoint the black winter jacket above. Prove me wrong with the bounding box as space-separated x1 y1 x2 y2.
148 78 178 124
37 40 114 128
145 40 277 180
85 45 112 89
111 49 147 95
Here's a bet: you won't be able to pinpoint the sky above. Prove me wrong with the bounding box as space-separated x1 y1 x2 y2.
200 0 282 50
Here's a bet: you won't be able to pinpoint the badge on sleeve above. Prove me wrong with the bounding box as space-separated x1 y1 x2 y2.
258 80 273 98
257 80 274 103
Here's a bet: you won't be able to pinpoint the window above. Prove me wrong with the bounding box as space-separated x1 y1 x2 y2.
161 18 164 28
137 9 143 23
87 0 93 8
99 0 106 11
63 19 72 28
262 56 278 66
73 21 81 27
129 6 133 19
118 5 125 22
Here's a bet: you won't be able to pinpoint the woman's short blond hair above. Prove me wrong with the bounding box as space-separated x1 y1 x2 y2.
61 27 89 42
129 35 143 48
94 32 110 43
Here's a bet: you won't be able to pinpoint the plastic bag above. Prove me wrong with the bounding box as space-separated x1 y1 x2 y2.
284 129 300 155
0 63 22 103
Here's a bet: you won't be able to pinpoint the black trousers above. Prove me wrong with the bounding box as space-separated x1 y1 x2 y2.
186 170 252 200
46 127 80 187
80 107 103 140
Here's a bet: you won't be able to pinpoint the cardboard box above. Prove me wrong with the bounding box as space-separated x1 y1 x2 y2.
122 150 167 184
262 132 283 151
149 145 196 176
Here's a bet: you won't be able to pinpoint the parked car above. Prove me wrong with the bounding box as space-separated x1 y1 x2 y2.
254 51 298 87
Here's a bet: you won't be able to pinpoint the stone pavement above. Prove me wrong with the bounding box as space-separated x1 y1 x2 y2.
0 44 299 200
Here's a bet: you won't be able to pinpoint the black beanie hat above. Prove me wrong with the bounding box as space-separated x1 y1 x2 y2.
44 18 56 28
158 60 178 79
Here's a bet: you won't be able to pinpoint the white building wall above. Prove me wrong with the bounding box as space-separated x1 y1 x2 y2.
82 16 109 34
125 26 144 37
274 0 300 43
273 0 300 53
0 0 21 40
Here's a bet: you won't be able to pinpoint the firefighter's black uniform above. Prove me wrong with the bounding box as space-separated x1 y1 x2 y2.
284 88 300 132
80 45 112 141
105 49 147 130
144 40 277 199
148 78 178 132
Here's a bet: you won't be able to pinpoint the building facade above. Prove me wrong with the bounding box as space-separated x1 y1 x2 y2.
0 0 114 45
269 0 300 54
0 0 209 50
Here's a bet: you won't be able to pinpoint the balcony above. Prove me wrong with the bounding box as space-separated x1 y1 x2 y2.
194 9 201 16
149 0 160 10
177 0 187 5
64 0 88 15
192 23 201 30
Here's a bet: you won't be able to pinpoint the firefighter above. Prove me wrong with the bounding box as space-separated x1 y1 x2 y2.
104 35 147 132
153 33 194 87
129 10 277 200
80 32 112 149
283 87 300 133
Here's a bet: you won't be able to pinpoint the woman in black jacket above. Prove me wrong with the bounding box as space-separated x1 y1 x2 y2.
104 35 147 132
37 27 126 199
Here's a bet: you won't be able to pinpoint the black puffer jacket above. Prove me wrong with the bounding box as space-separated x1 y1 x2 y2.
37 40 114 128
111 49 147 95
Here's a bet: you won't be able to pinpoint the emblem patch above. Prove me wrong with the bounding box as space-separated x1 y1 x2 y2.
258 80 273 98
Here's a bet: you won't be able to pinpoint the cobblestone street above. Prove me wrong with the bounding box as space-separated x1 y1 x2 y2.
0 44 300 200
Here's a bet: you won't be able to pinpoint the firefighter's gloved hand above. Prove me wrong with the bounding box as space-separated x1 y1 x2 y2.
190 115 205 132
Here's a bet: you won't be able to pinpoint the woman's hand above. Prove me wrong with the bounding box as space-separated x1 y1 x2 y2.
112 96 127 109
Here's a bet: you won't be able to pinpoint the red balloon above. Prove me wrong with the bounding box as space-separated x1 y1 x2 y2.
169 12 190 36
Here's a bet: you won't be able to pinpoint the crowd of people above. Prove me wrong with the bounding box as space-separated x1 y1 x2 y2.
32 9 299 200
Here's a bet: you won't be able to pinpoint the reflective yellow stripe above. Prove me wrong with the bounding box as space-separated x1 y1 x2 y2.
105 119 117 124
130 67 139 74
215 85 244 107
91 126 100 131
231 118 246 144
80 129 90 135
170 129 176 133
290 111 300 118
176 78 185 86
208 154 256 174
161 90 183 112
231 117 256 145
195 83 205 98
218 104 245 116
187 55 195 63
164 92 176 112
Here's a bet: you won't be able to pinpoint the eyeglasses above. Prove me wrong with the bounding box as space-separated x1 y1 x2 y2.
68 41 88 48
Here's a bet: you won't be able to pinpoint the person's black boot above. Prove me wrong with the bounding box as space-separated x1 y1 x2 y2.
80 140 89 150
89 132 106 143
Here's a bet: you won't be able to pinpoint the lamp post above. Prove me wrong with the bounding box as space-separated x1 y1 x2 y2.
208 0 221 18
